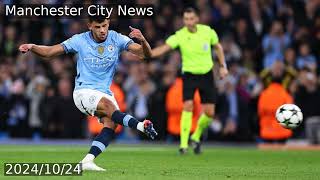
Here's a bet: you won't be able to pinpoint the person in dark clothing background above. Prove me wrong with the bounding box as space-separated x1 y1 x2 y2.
295 69 320 139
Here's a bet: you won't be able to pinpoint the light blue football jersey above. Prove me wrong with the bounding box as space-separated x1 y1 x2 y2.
61 30 133 95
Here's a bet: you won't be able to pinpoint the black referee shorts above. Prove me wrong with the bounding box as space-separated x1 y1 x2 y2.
182 70 217 104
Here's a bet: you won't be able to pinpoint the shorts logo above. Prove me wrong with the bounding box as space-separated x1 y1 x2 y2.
89 95 97 104
108 45 114 52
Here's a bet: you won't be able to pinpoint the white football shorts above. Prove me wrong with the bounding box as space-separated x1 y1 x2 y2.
73 88 119 116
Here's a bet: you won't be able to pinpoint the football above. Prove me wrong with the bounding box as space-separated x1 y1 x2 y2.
276 104 303 129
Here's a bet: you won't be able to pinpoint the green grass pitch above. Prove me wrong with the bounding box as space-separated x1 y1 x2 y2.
0 144 319 180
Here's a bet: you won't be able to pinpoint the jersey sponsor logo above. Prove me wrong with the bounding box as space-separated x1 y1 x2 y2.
97 45 104 54
83 57 117 68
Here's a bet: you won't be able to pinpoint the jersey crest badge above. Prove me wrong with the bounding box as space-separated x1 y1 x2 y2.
108 45 114 52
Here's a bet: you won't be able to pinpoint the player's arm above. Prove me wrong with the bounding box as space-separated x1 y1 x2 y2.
127 26 152 59
213 42 228 79
150 33 178 58
150 44 172 58
19 44 65 60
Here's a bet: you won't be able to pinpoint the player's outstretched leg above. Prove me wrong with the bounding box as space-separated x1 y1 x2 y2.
111 110 158 139
190 104 214 154
81 125 115 171
97 97 158 139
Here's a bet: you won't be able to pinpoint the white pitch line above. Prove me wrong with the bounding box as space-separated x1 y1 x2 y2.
0 147 172 152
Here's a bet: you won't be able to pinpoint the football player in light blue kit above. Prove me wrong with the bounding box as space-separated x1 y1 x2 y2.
19 14 157 171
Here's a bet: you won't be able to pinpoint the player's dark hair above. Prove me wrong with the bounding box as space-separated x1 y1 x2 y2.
183 7 199 16
88 7 109 23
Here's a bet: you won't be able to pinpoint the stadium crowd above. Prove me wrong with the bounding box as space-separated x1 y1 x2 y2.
0 0 320 143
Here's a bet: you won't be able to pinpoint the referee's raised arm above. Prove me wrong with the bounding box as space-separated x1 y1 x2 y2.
150 44 172 58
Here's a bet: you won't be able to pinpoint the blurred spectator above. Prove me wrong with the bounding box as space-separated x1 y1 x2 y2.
214 2 233 36
26 75 49 140
305 116 320 144
125 62 155 121
199 8 213 25
295 70 320 139
51 78 85 138
3 25 17 57
39 86 57 137
66 21 83 37
284 47 297 69
260 60 297 90
123 62 155 140
296 42 317 72
148 63 176 140
262 20 291 68
293 26 311 47
235 72 257 141
0 63 13 99
0 64 11 135
241 48 256 73
221 77 238 137
7 79 29 137
248 0 269 39
41 26 54 45
234 18 258 50
312 17 320 60
220 35 241 62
